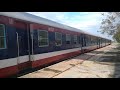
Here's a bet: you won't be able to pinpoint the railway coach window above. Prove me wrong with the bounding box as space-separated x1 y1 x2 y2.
74 35 77 44
38 30 49 47
0 24 6 49
55 32 62 46
66 34 71 44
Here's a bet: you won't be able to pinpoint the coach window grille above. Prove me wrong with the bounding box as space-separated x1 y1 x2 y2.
79 35 82 45
88 36 91 46
74 35 77 44
87 36 88 46
38 30 49 47
89 36 91 46
66 34 71 44
55 32 62 46
87 36 89 46
91 37 93 45
0 24 6 49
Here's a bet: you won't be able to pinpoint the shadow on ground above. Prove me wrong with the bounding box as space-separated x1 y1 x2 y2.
93 43 120 78
16 43 120 78
100 43 120 78
66 43 120 78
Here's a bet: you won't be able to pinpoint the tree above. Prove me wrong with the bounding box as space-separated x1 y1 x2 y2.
100 12 120 42
113 28 120 43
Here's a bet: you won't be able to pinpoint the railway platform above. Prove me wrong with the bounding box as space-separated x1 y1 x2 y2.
19 43 120 78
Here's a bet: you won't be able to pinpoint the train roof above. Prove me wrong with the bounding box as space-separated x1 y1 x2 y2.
0 12 84 33
0 12 110 40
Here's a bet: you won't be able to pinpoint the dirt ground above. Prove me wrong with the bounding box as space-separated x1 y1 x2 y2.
19 43 120 78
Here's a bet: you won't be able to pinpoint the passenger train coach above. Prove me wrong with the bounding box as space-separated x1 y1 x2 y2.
0 12 111 78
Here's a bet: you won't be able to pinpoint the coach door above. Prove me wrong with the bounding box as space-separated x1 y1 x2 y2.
15 20 31 71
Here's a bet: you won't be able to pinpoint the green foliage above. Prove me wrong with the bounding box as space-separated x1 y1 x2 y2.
113 29 120 43
100 12 120 42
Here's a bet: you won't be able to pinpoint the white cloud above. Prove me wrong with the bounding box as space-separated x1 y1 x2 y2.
28 12 66 22
28 12 102 30
27 12 112 40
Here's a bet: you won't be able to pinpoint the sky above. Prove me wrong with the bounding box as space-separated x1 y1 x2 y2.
27 12 113 40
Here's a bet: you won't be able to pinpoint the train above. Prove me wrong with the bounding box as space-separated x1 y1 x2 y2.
0 12 111 78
